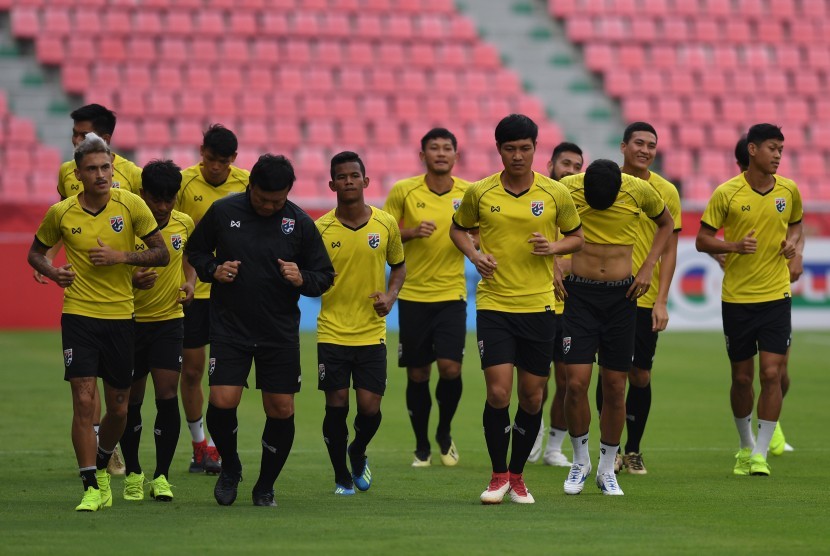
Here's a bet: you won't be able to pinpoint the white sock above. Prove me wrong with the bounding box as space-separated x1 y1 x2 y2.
598 442 619 476
188 417 206 443
753 419 777 458
734 413 755 450
570 432 590 466
546 427 567 452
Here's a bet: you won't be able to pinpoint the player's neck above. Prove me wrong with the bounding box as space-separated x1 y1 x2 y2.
424 172 454 194
744 168 775 193
335 202 371 228
500 170 534 193
621 164 649 181
78 190 110 212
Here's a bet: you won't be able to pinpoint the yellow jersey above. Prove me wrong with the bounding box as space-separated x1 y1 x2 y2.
57 153 142 199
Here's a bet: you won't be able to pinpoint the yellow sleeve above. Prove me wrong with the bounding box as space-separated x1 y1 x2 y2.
386 214 405 265
790 184 803 224
35 204 62 247
131 194 160 238
383 181 405 222
701 187 728 230
453 185 479 229
640 181 666 219
665 183 682 231
555 186 581 234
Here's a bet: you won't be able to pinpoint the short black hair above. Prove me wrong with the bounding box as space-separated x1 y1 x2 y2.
551 141 583 163
623 122 657 143
583 159 622 210
249 154 295 192
734 135 750 172
202 123 238 158
141 159 182 201
330 151 366 180
495 114 538 145
70 104 116 137
420 127 458 152
747 123 784 147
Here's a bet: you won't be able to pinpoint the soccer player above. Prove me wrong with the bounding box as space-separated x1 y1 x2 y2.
316 151 406 495
119 160 196 503
175 124 249 474
559 159 673 496
185 154 334 507
383 128 469 468
696 124 803 476
529 141 584 467
450 115 584 504
27 133 169 511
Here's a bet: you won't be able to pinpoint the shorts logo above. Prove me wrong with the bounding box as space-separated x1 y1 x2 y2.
775 197 786 213
397 343 403 359
368 233 380 249
318 363 326 382
110 215 124 232
170 234 183 251
281 218 295 235
208 357 216 376
64 348 73 367
452 198 462 211
531 200 544 217
562 336 571 354
724 335 730 352
478 340 484 358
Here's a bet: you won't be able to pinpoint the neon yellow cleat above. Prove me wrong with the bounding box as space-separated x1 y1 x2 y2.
75 487 102 512
96 469 112 507
439 441 459 467
733 447 752 476
750 453 771 476
769 422 786 456
149 475 174 501
123 472 145 501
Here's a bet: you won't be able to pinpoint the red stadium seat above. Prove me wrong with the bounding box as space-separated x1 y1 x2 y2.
229 11 257 37
194 11 225 37
566 16 595 43
260 13 289 36
165 10 194 35
43 8 72 38
125 63 152 90
11 8 39 39
36 37 64 66
583 44 615 72
134 11 162 36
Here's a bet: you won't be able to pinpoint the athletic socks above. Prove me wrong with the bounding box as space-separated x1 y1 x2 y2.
153 396 180 479
598 441 620 476
206 403 241 474
734 413 755 450
406 379 432 453
119 402 143 475
547 427 567 452
80 466 98 491
350 410 382 463
435 376 462 441
254 415 295 492
624 382 652 454
187 416 206 444
570 432 590 466
508 406 542 475
95 445 114 471
483 402 511 473
753 419 777 459
323 405 351 485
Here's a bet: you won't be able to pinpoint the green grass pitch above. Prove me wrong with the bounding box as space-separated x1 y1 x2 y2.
1 330 828 555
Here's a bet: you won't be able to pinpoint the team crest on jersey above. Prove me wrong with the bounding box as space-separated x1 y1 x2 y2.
531 200 544 217
208 358 216 376
368 232 380 249
110 215 124 232
562 336 571 354
64 348 73 367
318 364 326 382
282 218 295 234
452 198 462 211
775 198 786 213
170 234 183 251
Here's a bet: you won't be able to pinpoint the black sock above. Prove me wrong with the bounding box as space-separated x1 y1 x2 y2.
80 467 98 490
349 410 382 467
406 379 431 453
206 403 241 474
596 378 604 416
323 405 351 485
153 397 180 479
95 445 114 471
508 406 542 475
254 415 295 492
483 402 510 474
119 402 143 475
624 383 652 454
435 376 462 441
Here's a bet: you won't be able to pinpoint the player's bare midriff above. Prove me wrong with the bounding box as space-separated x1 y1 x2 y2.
571 242 633 282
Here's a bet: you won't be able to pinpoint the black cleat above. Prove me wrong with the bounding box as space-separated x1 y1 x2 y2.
252 488 277 507
213 470 242 506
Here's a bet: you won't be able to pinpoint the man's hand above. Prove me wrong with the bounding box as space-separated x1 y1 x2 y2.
528 232 556 256
53 263 76 289
88 238 125 266
779 238 797 259
789 255 804 282
627 264 653 299
278 258 304 287
652 301 669 332
553 259 567 302
214 260 241 284
132 267 158 290
735 229 757 254
369 291 395 317
411 220 436 239
470 252 497 279
178 281 195 305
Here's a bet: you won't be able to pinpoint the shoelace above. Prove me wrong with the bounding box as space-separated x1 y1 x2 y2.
510 478 528 496
628 455 644 470
601 473 619 490
567 465 584 482
489 475 508 490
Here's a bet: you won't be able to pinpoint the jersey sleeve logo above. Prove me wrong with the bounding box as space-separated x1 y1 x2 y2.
775 198 786 213
281 217 295 234
71 227 82 234
531 200 544 217
452 199 462 211
368 232 380 249
171 234 183 250
110 215 124 232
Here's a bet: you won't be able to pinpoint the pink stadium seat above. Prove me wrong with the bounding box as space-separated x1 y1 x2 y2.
610 0 638 16
269 120 301 150
253 39 280 65
306 121 336 144
641 0 670 14
355 13 383 39
711 124 742 149
408 43 437 69
417 14 446 40
441 43 469 68
666 71 695 95
43 8 72 37
134 11 162 36
276 67 304 93
604 70 634 98
701 0 731 17
399 68 427 93
220 38 250 64
261 13 289 36
656 97 683 122
660 17 689 43
598 15 627 43
305 67 335 92
246 67 275 91
743 45 771 69
431 68 460 93
688 98 716 122
797 152 825 178
36 37 64 66
316 40 343 65
98 36 127 63
583 44 615 72
781 98 810 124
173 119 204 145
157 38 188 64
141 121 172 146
195 11 225 37
710 46 738 69
662 150 693 178
239 121 270 149
582 0 610 17
448 15 477 41
805 45 830 69
206 92 238 119
126 37 157 62
789 19 818 45
566 16 595 43
338 68 366 93
191 38 220 63
387 14 414 39
331 96 358 119
345 41 374 66
147 91 177 118
629 16 656 43
622 98 651 122
62 62 90 96
690 18 718 43
301 96 329 119
284 39 312 65
102 9 131 36
11 8 39 39
801 0 828 17
291 12 320 37
617 45 646 70
392 95 419 121
756 20 783 43
165 10 194 35
680 45 709 69
155 64 184 91
125 63 152 90
758 72 788 96
367 67 396 93
699 69 727 95
240 93 268 119
750 98 777 121
549 0 578 18
229 11 257 36
270 92 298 118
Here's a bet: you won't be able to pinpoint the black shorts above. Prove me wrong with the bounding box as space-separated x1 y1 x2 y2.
208 341 302 394
134 318 184 380
317 343 387 396
562 275 636 372
183 298 210 349
722 298 792 362
61 314 134 389
476 310 555 377
397 299 466 367
633 307 659 371
553 314 565 363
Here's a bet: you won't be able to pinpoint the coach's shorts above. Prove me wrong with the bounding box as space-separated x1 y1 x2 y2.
208 341 301 394
317 343 387 396
183 298 210 349
722 298 792 362
134 318 184 380
562 275 636 372
553 314 566 363
61 314 134 389
633 307 659 371
476 310 555 377
397 299 466 367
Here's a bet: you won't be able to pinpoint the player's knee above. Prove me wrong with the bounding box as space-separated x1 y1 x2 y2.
629 368 650 388
758 365 781 386
181 365 204 383
486 385 511 407
436 361 461 380
407 366 431 382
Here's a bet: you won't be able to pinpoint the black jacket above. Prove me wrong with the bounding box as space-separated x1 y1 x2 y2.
185 191 334 347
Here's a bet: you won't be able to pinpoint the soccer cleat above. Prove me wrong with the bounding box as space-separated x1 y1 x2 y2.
75 487 102 512
334 483 355 496
508 473 535 504
189 440 207 473
437 437 459 467
733 447 752 476
563 463 591 495
214 470 242 506
107 447 126 476
252 488 277 507
769 422 786 456
784 442 795 452
749 453 771 476
480 472 510 504
96 468 112 507
614 452 624 474
543 449 572 467
411 451 431 468
149 475 174 501
351 457 373 492
623 452 647 475
527 426 545 463
596 472 625 496
204 445 222 475
123 472 146 501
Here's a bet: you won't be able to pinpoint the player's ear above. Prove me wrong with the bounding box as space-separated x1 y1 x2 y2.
546 159 554 176
328 180 336 192
363 177 370 189
419 151 426 163
229 152 237 163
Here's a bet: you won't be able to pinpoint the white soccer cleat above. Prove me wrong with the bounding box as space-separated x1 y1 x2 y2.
480 472 510 504
563 463 591 495
527 425 545 463
543 449 571 467
596 472 624 496
784 442 795 452
508 474 535 504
